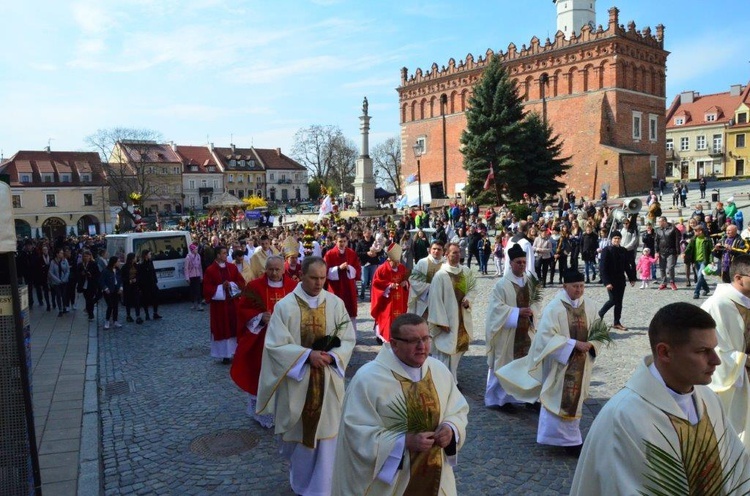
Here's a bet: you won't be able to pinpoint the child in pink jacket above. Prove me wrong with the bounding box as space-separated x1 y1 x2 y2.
636 247 656 288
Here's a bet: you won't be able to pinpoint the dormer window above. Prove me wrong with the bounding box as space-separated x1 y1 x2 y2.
207 166 215 172
229 159 236 167
674 117 685 126
20 174 31 183
80 173 91 182
239 160 245 167
705 114 716 122
249 160 256 167
190 166 198 172
61 173 71 182
42 173 54 183
737 113 747 125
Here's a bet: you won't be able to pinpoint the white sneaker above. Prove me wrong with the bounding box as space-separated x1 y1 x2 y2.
113 321 122 328
104 321 110 329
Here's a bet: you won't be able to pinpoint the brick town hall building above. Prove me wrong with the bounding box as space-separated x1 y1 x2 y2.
398 1 669 201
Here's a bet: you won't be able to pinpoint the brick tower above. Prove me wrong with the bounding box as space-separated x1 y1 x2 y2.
397 6 669 201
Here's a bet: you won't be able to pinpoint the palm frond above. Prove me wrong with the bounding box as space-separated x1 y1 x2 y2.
331 317 350 340
455 270 478 296
527 273 544 305
409 269 428 283
639 423 750 496
384 394 435 435
241 288 266 312
587 318 614 348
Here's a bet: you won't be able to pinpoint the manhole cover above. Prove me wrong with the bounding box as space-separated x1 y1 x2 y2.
190 429 260 458
104 381 133 400
175 346 210 359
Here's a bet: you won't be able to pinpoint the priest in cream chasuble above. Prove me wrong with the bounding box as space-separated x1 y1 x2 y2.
256 257 355 496
408 241 444 320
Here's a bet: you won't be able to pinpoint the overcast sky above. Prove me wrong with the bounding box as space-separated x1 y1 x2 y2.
1 0 748 159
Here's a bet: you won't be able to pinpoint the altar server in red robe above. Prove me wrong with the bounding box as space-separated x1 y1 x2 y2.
202 246 246 363
231 255 297 427
324 232 361 328
370 243 410 343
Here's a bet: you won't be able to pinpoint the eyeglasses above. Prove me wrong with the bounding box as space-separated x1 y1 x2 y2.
391 336 433 346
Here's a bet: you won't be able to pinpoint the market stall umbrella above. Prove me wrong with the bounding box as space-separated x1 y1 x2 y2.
374 187 396 199
204 191 245 209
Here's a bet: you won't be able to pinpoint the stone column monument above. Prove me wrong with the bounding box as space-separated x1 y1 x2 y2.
353 97 376 209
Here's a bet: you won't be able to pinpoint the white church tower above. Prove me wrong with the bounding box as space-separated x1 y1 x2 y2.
554 0 596 39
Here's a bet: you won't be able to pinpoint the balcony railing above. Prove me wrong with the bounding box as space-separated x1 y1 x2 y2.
666 149 676 160
709 147 724 157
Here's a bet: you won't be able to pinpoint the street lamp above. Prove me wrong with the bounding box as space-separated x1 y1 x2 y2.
412 140 424 209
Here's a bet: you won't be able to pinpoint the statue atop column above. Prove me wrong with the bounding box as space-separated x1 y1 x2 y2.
362 96 368 116
354 97 375 209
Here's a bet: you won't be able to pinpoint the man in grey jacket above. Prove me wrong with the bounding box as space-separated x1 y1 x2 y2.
620 217 640 266
654 216 680 290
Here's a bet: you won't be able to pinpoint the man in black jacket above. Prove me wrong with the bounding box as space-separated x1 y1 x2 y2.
598 231 636 330
654 216 681 290
355 230 380 300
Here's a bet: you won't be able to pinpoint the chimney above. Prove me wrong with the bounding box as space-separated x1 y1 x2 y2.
730 84 743 97
230 143 236 154
209 142 214 150
276 148 281 156
680 91 695 104
170 141 177 152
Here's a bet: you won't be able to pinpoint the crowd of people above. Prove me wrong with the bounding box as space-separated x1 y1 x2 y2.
15 186 750 494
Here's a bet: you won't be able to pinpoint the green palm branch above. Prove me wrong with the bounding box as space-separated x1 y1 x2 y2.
455 270 477 296
384 394 435 435
587 318 614 348
527 273 544 305
639 424 750 496
241 287 267 311
409 269 428 283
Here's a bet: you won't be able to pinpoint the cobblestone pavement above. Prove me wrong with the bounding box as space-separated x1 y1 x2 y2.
98 183 750 495
99 264 702 496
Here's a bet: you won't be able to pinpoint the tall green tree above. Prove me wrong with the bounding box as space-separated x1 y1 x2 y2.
518 113 571 197
460 56 571 203
460 55 526 204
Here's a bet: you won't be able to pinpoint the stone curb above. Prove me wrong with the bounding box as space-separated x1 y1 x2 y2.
77 309 102 496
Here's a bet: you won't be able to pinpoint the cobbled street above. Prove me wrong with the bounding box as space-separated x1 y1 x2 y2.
99 265 696 495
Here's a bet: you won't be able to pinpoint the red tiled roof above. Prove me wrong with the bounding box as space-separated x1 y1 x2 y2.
118 141 182 163
666 85 749 129
253 148 306 171
175 145 221 174
1 150 107 186
35 160 55 173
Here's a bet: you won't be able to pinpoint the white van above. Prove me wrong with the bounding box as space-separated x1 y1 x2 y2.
105 231 192 291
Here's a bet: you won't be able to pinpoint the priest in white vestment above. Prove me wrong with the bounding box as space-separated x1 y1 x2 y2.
503 221 535 274
701 254 750 451
332 313 469 496
427 242 474 384
407 241 444 318
249 234 280 280
256 257 355 496
485 244 541 410
497 269 600 452
571 303 750 495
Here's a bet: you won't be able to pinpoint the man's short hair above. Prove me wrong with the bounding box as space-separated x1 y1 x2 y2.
391 313 426 339
265 255 284 268
429 241 444 249
659 216 668 223
648 302 716 355
445 242 460 253
301 256 326 274
729 254 750 280
260 234 269 241
336 231 348 240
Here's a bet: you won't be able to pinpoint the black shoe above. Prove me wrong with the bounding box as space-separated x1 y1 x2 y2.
585 278 590 283
47 306 51 312
57 311 63 317
693 294 700 299
498 403 519 414
145 315 151 321
221 358 231 365
126 316 134 323
526 401 542 413
136 317 143 325
153 314 162 320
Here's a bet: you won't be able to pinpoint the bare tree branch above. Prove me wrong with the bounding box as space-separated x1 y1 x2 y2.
372 137 402 194
291 125 356 193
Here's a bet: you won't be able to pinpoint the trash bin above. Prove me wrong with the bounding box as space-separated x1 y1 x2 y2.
711 189 720 202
